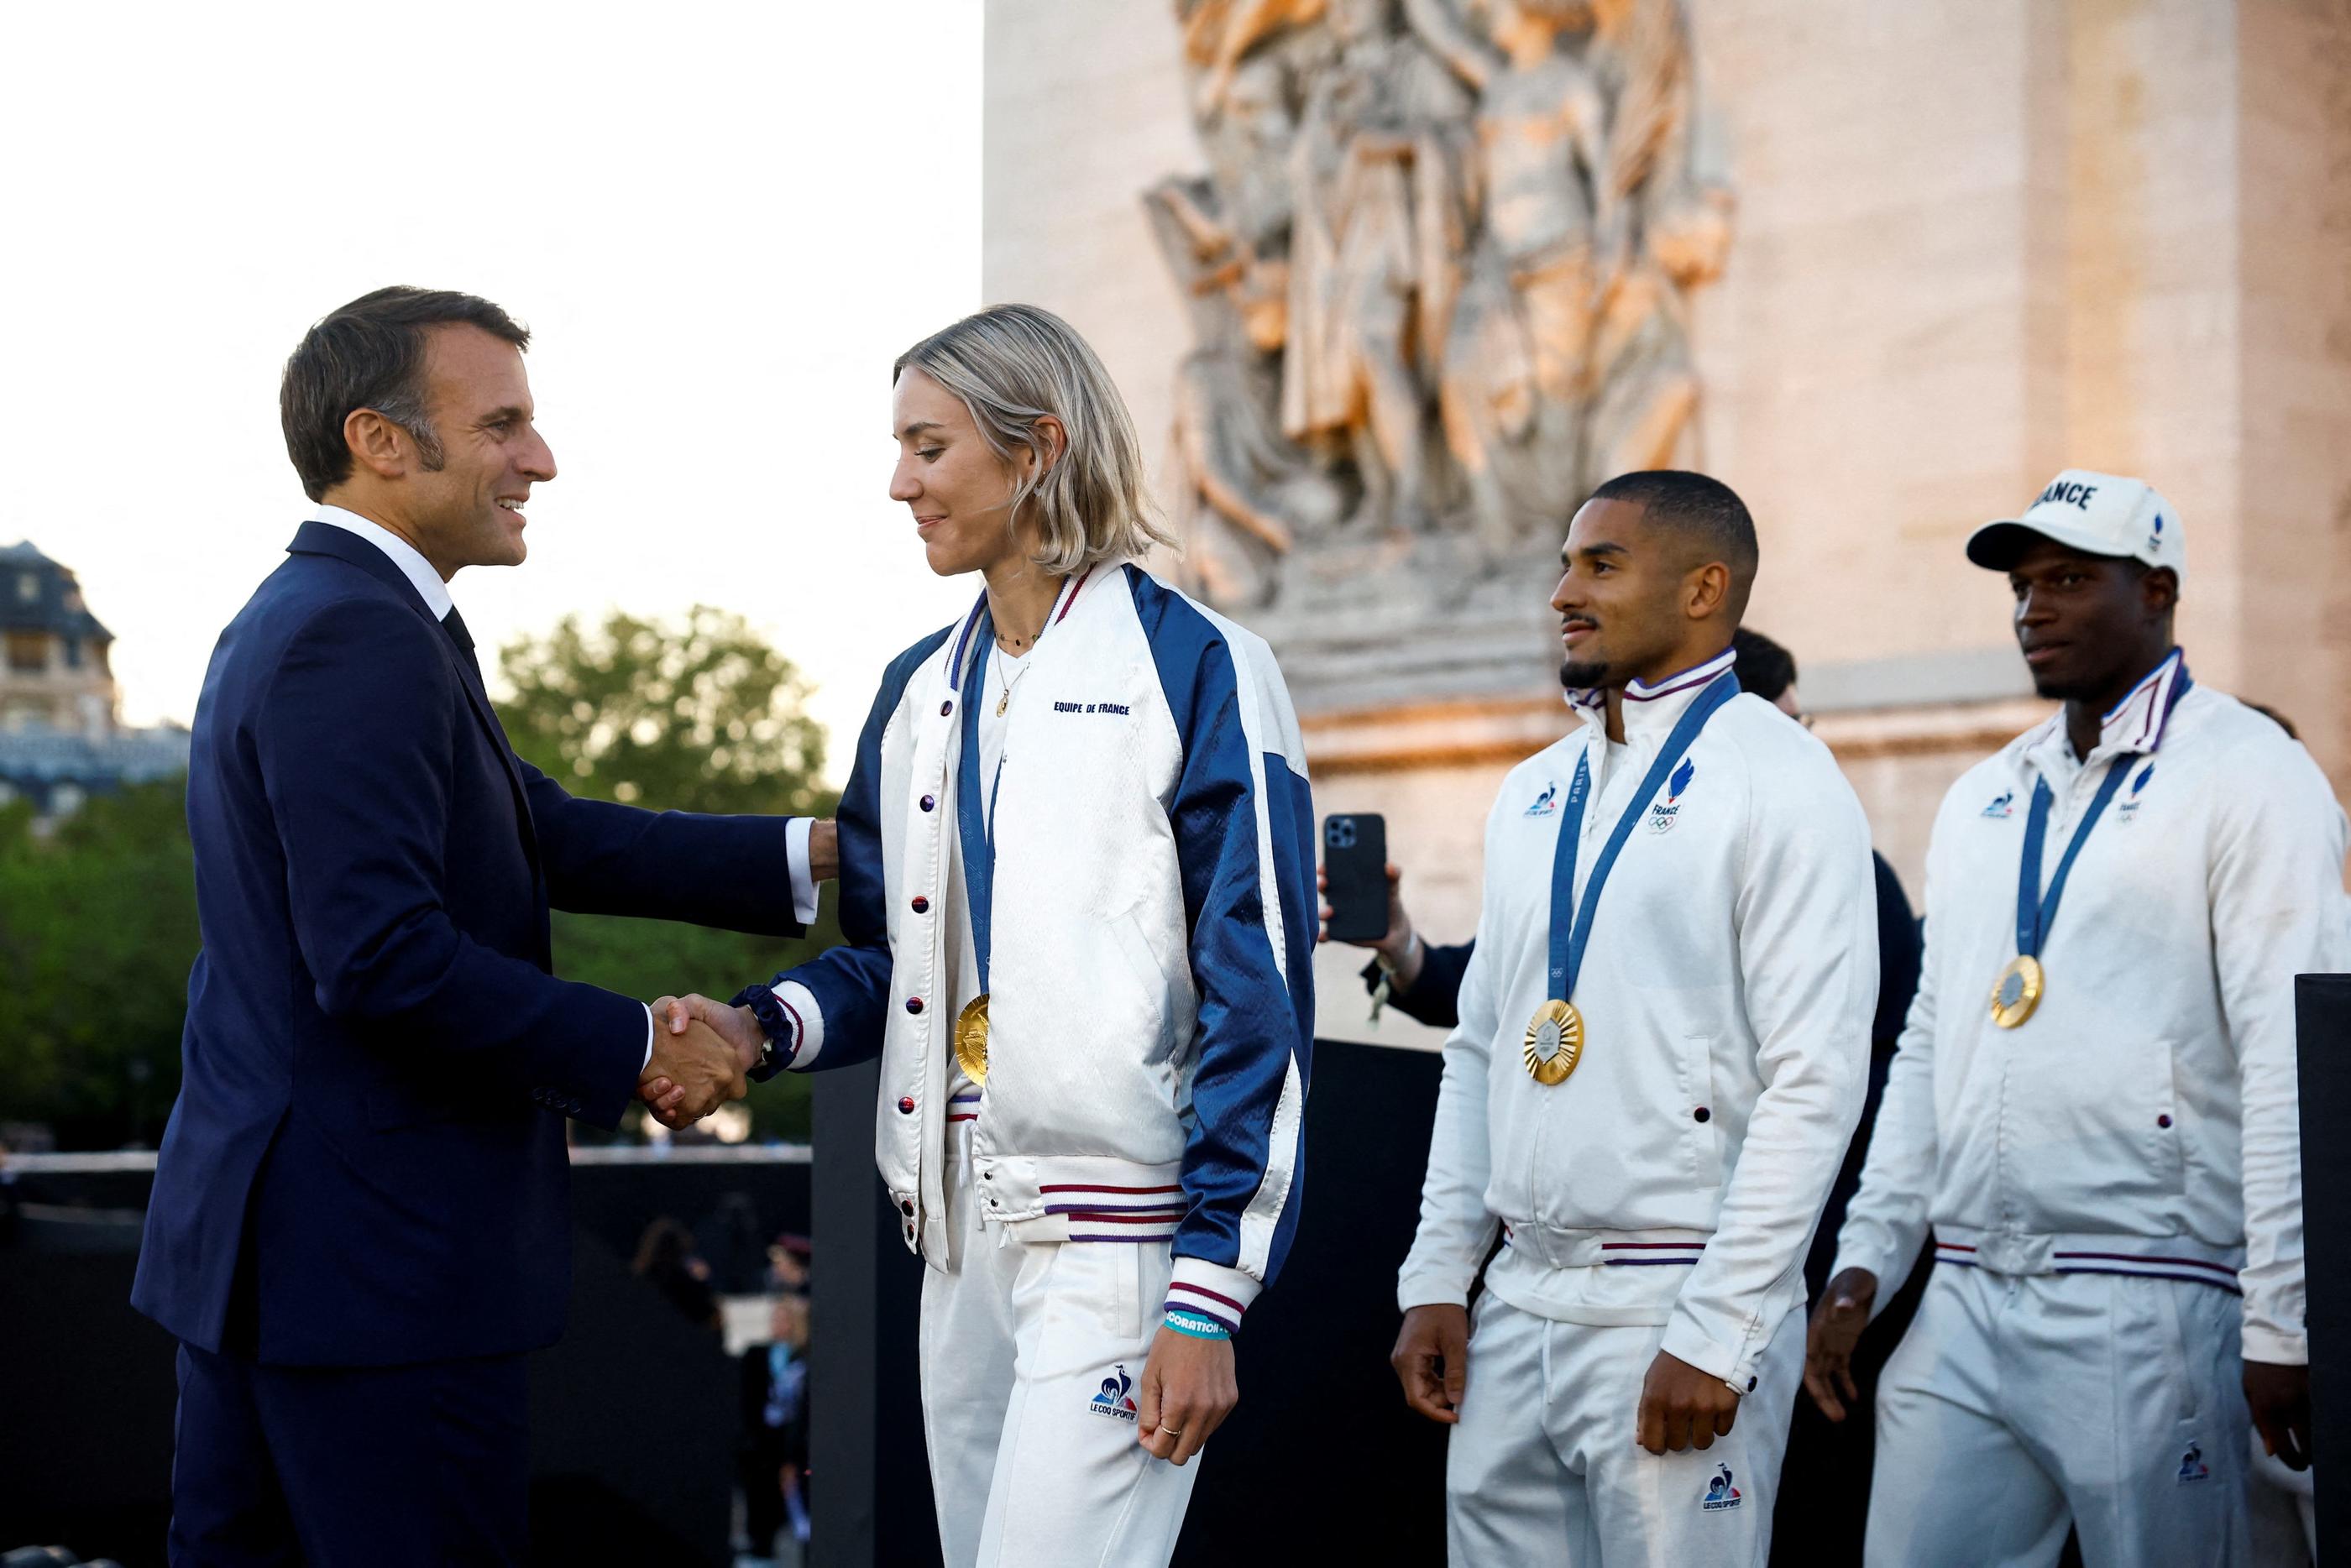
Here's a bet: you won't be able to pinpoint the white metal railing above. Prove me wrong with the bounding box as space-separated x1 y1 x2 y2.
3 1142 814 1176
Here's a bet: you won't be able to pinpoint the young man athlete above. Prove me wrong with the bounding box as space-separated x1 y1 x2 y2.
1392 470 1877 1565
1809 471 2343 1565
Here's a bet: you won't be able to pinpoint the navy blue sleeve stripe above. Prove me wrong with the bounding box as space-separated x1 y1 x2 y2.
1127 567 1313 1288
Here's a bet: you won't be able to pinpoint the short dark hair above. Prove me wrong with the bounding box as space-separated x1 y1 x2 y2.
1587 468 1760 616
1731 627 1798 703
280 286 530 502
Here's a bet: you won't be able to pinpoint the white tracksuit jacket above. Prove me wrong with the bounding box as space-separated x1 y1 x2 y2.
1834 652 2348 1364
1399 650 1878 1391
768 563 1317 1326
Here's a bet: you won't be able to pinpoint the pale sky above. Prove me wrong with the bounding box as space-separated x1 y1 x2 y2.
0 1 986 781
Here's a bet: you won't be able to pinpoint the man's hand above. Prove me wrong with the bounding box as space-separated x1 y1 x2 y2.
1317 861 1422 989
639 995 767 1124
2245 1360 2311 1471
809 818 840 883
1390 1303 1471 1424
1636 1350 1741 1455
1803 1267 1877 1423
1135 1326 1238 1467
637 1009 748 1129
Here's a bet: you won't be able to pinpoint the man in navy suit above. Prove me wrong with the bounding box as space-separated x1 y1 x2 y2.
132 286 829 1563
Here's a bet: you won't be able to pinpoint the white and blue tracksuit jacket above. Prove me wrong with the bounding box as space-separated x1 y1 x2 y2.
767 562 1315 1330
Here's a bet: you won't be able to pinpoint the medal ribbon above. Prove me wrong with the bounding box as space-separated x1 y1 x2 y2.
1546 671 1741 1006
953 572 1091 997
2012 661 2194 960
2012 762 2128 961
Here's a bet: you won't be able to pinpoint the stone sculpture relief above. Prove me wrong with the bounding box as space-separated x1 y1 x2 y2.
1151 0 1731 614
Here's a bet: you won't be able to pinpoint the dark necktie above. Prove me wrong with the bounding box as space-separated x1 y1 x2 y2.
441 607 484 685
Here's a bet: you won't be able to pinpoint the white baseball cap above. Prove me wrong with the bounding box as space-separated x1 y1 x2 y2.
1966 468 2186 586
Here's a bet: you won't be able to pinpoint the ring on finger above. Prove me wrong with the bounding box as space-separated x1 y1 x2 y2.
1159 1426 1183 1437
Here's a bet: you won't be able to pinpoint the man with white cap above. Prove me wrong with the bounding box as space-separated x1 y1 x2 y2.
1805 470 2344 1565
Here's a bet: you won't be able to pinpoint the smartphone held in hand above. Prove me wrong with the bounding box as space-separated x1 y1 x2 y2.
1322 813 1389 943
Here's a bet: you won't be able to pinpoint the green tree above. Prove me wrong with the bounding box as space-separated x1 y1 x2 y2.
494 605 838 1142
496 604 827 816
0 779 200 1148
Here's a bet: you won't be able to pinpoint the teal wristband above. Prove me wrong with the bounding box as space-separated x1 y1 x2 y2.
1164 1309 1232 1341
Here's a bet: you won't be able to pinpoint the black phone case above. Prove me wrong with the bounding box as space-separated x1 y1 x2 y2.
1322 813 1390 944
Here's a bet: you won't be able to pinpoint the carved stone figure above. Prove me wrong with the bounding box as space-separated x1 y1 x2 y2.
1149 0 1731 610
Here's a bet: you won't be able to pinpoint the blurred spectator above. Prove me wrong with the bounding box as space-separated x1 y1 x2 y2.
700 1190 770 1296
739 1293 812 1567
632 1216 720 1333
767 1233 812 1297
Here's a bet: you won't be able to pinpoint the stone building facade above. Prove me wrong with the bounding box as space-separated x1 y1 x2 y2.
981 0 2351 1047
0 541 188 817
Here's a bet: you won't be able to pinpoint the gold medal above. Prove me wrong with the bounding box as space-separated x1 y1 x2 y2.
955 995 992 1082
1988 954 2044 1029
1523 998 1584 1085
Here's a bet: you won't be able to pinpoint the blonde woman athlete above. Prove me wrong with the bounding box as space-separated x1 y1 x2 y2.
661 304 1316 1567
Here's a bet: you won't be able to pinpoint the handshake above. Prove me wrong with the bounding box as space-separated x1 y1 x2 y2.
636 994 765 1129
631 820 837 1130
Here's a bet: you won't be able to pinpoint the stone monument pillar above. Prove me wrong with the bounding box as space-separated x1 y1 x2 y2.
983 0 2351 1046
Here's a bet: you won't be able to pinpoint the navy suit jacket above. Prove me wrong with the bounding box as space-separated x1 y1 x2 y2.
133 521 804 1367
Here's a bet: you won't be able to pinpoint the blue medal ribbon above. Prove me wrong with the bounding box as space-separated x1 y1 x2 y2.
956 605 1003 997
2013 660 2194 961
1546 671 1741 1006
2013 764 2127 961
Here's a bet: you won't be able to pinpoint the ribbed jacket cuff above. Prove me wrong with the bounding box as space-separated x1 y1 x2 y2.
775 980 825 1071
1165 1258 1260 1336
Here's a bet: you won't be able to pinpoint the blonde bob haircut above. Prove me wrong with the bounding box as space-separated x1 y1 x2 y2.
893 303 1176 575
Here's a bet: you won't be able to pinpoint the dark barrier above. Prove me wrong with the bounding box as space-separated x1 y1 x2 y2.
2299 975 2349 1564
0 1149 810 1567
808 1038 1448 1567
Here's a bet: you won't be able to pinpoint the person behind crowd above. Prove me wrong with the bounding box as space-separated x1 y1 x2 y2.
1391 471 1876 1565
660 304 1317 1568
1807 470 2343 1565
740 1292 812 1565
631 1215 722 1334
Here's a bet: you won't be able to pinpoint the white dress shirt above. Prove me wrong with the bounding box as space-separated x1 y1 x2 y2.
311 504 820 1077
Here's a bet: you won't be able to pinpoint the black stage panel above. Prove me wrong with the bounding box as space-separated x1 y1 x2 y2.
2298 973 2350 1564
809 1038 1448 1566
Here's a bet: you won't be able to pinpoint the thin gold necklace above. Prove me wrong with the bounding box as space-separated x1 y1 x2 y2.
994 645 1035 718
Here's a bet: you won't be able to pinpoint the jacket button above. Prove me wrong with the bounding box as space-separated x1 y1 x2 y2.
901 1200 914 1215
2157 1114 2173 1128
1693 1106 1711 1123
898 1096 916 1115
940 701 953 717
912 896 929 913
1746 1376 1758 1393
920 795 936 812
906 996 925 1014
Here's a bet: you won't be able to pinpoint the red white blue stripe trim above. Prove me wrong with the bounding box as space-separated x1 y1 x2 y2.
948 569 1098 688
1601 1241 1705 1267
1165 1280 1247 1334
1563 645 1737 713
947 1090 982 1125
1934 1239 2240 1294
2096 647 2191 755
1044 1179 1185 1242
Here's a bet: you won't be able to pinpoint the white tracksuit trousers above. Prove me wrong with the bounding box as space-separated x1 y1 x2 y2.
1445 1293 1805 1566
918 1129 1200 1568
1866 1265 2270 1567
